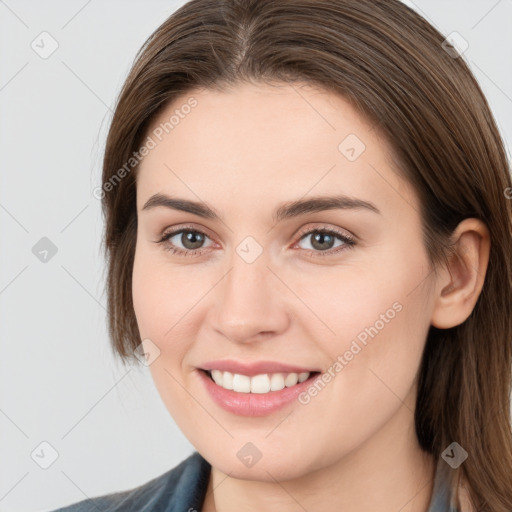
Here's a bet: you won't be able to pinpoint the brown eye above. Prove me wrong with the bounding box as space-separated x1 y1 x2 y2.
296 228 356 256
156 228 213 256
176 230 206 250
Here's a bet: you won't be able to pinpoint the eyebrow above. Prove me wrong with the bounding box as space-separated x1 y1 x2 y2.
141 193 381 222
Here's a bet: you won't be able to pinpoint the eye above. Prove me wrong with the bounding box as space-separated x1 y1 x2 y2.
155 226 213 257
155 224 356 258
294 227 356 257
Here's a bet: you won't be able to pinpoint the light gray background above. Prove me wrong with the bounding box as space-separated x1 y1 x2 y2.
0 1 511 511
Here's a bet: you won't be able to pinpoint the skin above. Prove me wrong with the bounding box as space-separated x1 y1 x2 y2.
132 81 490 512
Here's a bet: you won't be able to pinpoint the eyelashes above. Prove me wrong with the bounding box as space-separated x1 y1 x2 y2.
156 228 213 257
155 225 356 258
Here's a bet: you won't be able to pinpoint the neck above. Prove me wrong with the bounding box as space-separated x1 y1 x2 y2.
201 403 436 512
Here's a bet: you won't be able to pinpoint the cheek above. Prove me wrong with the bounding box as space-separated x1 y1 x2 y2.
283 258 432 465
131 244 216 386
132 247 197 419
304 239 432 397
132 253 163 339
132 244 196 344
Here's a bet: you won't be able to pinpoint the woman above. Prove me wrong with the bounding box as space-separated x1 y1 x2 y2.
52 0 512 510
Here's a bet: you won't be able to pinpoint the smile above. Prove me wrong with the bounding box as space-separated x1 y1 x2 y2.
198 369 322 416
207 369 311 393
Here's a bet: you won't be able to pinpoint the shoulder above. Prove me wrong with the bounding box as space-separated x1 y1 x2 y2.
47 451 211 512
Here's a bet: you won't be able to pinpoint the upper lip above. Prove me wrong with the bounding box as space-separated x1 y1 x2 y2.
199 359 319 376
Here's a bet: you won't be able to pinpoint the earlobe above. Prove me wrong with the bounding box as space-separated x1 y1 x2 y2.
430 218 491 329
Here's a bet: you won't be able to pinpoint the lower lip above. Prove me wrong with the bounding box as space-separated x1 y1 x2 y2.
197 369 320 417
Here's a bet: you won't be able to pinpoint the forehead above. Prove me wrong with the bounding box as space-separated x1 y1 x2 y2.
135 82 417 218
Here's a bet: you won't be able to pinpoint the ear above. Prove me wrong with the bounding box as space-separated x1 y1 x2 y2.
430 218 491 329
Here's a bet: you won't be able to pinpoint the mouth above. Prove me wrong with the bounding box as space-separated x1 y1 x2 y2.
201 368 321 394
197 367 322 416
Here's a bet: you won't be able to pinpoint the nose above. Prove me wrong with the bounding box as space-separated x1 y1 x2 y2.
211 256 290 345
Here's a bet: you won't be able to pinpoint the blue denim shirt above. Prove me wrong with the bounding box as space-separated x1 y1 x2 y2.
49 451 458 511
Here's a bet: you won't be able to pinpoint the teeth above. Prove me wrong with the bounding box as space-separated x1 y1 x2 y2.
251 374 270 394
298 372 310 383
222 371 234 390
284 373 298 387
233 373 251 393
208 370 311 393
270 373 285 391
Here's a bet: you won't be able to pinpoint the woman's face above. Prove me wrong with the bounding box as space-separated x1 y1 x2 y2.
132 81 438 480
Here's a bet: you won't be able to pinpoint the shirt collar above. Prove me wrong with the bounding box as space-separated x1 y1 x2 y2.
426 456 459 512
171 452 458 512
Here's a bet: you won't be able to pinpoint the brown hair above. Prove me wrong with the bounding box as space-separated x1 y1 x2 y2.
99 0 512 509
